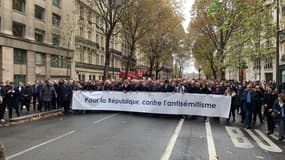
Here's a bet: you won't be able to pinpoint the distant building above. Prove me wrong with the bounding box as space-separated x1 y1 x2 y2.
63 0 136 81
0 0 73 84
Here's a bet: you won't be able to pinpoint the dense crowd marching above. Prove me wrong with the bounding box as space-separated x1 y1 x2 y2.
0 78 285 140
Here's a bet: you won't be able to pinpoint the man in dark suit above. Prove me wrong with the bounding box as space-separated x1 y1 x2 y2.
264 86 277 135
16 81 24 112
160 80 174 92
60 81 73 113
243 84 256 129
32 80 42 112
6 82 20 119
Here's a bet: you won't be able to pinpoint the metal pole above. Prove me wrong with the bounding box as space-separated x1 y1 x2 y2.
276 0 280 84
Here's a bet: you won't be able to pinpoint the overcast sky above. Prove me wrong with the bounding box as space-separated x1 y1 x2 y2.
179 0 197 73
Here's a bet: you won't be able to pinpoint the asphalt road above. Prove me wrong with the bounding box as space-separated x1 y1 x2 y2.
1 112 285 160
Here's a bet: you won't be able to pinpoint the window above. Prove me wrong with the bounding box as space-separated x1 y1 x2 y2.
93 75 96 80
88 31 92 40
88 51 92 64
80 27 83 37
101 55 104 65
51 55 67 68
52 34 60 46
52 13 61 26
96 34 99 43
80 5 84 20
80 48 84 62
88 11 92 24
35 28 45 42
14 48 27 64
51 55 59 67
254 58 261 70
35 5 45 20
101 36 104 50
13 0 25 12
14 75 26 85
52 0 61 7
264 58 273 69
96 54 99 65
12 22 25 37
35 53 45 65
82 74 85 81
96 15 99 24
78 74 81 80
89 75 92 80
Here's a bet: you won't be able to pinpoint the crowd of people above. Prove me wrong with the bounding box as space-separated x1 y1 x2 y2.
0 78 285 140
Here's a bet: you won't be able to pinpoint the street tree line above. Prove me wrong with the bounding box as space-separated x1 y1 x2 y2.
86 0 187 80
188 0 275 80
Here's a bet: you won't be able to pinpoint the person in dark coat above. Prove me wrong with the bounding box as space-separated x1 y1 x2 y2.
61 81 73 113
121 80 131 92
0 82 6 122
40 80 57 111
32 80 42 112
273 94 285 140
226 86 238 122
6 82 20 119
16 81 24 112
253 85 263 124
22 82 33 112
56 80 64 109
160 80 174 92
264 86 277 135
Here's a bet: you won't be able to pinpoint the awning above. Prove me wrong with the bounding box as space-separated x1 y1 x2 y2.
119 72 143 79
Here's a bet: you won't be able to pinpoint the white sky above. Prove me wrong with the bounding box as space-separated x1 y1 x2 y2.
179 0 197 73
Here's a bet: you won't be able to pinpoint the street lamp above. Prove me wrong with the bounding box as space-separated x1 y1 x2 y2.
198 65 202 80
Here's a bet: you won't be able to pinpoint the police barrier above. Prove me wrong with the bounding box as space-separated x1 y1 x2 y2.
72 91 232 118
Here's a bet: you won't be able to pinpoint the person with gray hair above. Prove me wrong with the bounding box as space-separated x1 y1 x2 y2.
40 80 57 111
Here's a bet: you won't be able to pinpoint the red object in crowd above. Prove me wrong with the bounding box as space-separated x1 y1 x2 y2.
119 72 142 79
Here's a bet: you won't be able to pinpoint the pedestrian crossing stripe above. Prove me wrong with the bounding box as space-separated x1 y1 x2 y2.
226 126 283 152
225 126 254 148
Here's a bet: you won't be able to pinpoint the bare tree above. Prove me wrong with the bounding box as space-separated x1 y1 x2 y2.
87 0 129 80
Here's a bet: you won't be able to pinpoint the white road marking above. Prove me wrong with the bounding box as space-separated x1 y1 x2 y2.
205 120 217 160
6 130 75 160
270 133 285 142
245 129 282 153
225 126 254 148
160 118 184 160
93 113 119 124
270 134 279 140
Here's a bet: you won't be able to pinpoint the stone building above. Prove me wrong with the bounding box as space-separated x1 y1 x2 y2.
0 0 73 84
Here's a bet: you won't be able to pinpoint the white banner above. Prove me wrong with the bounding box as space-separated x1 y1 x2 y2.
72 91 232 118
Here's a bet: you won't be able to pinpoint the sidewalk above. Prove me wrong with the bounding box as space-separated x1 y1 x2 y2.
0 107 64 126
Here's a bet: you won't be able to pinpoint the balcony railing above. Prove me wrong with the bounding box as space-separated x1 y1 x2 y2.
110 48 122 56
75 36 99 49
75 62 120 72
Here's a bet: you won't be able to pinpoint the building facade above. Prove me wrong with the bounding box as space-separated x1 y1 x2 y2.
225 0 276 82
63 0 135 81
0 0 73 84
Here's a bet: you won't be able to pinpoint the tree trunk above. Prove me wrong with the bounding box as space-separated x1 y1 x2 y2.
103 35 111 80
148 55 154 79
124 45 135 79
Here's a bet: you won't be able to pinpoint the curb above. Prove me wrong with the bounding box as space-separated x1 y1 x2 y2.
0 109 64 126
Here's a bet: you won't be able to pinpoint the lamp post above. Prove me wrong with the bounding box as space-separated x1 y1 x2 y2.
198 65 202 80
